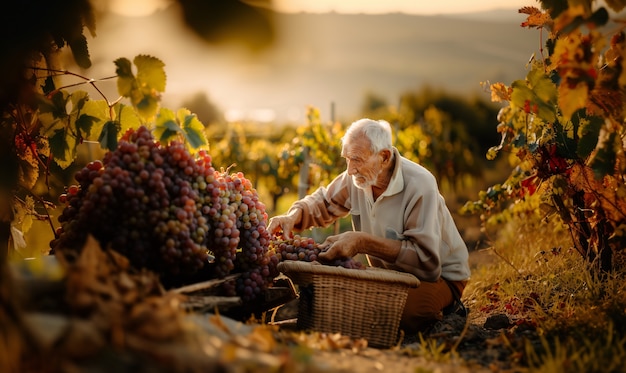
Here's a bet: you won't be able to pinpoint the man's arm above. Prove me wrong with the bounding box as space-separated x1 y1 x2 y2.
267 172 352 237
318 231 401 262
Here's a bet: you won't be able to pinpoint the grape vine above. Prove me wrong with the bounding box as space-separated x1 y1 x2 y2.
462 1 626 273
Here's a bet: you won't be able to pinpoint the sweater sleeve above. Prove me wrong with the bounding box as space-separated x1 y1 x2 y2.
289 172 352 231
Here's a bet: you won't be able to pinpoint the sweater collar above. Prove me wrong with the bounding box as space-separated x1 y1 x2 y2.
379 147 404 198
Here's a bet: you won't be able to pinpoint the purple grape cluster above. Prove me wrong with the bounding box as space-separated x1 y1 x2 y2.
51 126 279 303
215 172 280 302
271 235 365 269
51 126 212 275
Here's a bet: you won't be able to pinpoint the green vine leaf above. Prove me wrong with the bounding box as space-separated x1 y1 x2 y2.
511 68 558 123
154 108 208 150
70 91 96 140
38 91 70 134
48 126 78 169
39 90 98 168
99 121 120 151
114 103 143 136
81 99 109 142
178 109 208 149
114 55 166 122
154 108 179 143
115 57 134 97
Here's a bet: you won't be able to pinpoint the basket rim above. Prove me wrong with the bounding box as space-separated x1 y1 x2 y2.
277 260 420 287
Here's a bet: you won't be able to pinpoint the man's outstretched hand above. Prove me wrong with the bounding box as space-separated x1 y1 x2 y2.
267 208 302 238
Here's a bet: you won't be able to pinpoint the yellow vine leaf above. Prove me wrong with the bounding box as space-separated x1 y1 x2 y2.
558 83 588 121
490 82 512 102
550 33 581 70
135 55 167 93
115 55 166 123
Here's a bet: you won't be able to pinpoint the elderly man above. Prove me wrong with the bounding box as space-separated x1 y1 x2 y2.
267 118 470 332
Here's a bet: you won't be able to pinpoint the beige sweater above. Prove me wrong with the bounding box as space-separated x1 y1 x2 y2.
290 148 470 282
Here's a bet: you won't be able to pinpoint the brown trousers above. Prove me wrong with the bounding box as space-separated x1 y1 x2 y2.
399 278 467 334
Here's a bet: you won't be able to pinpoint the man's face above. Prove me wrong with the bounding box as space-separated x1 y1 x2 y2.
341 137 383 190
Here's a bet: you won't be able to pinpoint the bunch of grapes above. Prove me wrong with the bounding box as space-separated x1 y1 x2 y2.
51 126 283 303
271 235 365 269
215 172 280 302
199 165 239 279
51 126 212 276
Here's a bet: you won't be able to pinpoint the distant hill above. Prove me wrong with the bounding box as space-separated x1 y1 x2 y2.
82 7 539 123
443 8 529 22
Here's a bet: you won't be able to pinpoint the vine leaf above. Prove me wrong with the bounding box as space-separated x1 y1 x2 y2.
38 91 70 134
12 196 35 236
550 32 598 121
489 82 512 102
511 68 558 122
81 99 109 142
39 90 97 168
154 108 179 143
519 6 552 29
558 83 588 121
154 108 208 150
115 55 166 123
48 127 78 169
114 103 143 137
178 109 208 149
576 115 603 159
99 121 120 151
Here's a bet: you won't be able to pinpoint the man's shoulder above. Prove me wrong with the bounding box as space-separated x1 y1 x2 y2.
400 156 436 178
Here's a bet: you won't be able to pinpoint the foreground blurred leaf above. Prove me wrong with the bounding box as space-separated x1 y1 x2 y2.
177 0 274 51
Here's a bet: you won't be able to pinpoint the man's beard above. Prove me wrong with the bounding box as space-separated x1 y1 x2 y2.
351 168 382 190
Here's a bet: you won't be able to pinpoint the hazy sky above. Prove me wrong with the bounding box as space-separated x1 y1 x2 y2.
109 0 536 17
272 0 536 15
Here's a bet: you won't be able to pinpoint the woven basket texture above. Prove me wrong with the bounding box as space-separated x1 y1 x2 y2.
277 261 420 348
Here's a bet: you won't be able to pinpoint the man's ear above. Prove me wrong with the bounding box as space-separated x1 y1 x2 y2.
380 149 393 165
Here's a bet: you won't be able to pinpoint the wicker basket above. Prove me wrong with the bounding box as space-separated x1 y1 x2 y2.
277 260 420 348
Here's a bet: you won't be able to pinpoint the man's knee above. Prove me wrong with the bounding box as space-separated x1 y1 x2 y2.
399 279 454 334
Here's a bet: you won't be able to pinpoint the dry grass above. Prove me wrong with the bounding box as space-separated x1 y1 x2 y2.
463 216 626 372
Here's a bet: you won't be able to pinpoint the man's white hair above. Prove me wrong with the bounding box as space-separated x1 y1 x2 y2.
342 118 393 153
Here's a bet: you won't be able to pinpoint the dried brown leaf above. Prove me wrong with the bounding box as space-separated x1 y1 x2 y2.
59 319 106 359
22 312 70 350
490 82 513 103
519 6 552 29
246 324 278 352
209 313 233 335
